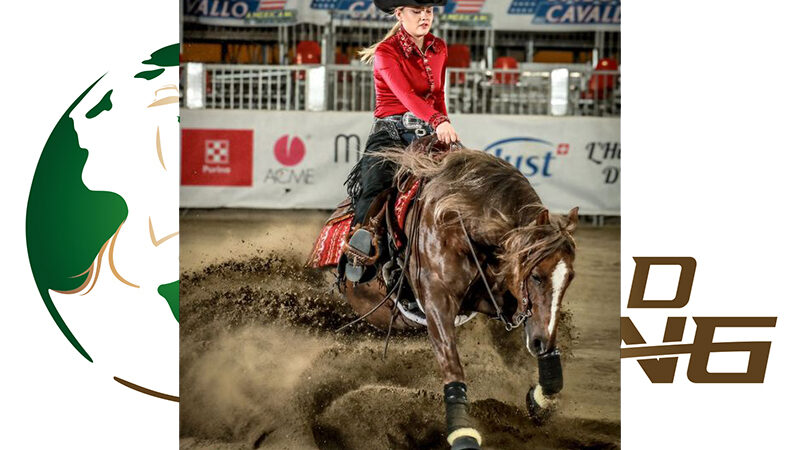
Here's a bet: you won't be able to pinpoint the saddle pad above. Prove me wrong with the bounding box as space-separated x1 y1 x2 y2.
306 209 354 268
307 181 420 269
393 179 421 247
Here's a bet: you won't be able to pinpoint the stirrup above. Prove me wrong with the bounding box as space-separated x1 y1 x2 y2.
381 258 401 289
345 228 376 282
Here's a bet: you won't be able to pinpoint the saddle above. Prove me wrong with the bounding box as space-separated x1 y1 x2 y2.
305 178 421 272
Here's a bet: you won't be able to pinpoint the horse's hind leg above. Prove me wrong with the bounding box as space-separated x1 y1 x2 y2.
423 296 482 450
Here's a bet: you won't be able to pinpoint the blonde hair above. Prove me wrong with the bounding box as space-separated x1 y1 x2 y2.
358 20 402 64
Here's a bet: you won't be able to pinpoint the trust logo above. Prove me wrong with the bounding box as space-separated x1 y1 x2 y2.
621 257 777 383
484 137 560 179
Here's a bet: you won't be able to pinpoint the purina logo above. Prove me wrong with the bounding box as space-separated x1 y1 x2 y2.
202 139 231 174
484 137 563 179
205 139 230 165
182 129 253 186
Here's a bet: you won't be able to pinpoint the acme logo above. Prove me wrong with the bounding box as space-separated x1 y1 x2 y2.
621 257 777 383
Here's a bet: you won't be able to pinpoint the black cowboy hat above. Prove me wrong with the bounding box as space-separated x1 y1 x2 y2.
374 0 448 14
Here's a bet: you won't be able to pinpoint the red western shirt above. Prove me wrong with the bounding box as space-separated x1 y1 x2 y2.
373 26 449 129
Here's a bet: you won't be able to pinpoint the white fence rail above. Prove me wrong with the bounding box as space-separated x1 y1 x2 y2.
180 63 619 117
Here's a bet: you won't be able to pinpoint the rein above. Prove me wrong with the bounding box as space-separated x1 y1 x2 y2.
457 213 522 332
335 180 424 334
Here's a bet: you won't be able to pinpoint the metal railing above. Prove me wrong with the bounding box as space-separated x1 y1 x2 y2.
446 67 552 115
572 69 621 117
203 64 308 110
326 65 375 112
181 63 620 117
446 67 619 116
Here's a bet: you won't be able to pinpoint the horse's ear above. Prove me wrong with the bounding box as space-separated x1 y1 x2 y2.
565 207 579 234
535 209 550 226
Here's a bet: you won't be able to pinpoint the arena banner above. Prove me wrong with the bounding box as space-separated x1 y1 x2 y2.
182 128 254 186
183 0 298 26
180 110 619 215
184 0 620 31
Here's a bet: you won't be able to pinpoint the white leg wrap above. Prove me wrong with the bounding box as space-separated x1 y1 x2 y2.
447 427 483 446
533 384 557 409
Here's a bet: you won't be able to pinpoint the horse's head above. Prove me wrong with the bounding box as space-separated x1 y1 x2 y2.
500 207 578 356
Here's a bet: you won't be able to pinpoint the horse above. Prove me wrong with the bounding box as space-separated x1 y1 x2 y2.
338 137 578 450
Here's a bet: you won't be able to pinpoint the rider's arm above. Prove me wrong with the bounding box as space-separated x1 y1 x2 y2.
433 45 448 118
374 45 450 129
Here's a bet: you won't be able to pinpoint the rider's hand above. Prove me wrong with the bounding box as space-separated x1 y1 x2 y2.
436 121 459 146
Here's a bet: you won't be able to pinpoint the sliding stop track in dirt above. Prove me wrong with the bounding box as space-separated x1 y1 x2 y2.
179 209 620 450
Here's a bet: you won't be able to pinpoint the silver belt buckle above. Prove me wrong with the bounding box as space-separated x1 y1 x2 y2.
402 112 424 130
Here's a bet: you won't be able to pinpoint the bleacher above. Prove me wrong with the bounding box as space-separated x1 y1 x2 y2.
180 19 620 117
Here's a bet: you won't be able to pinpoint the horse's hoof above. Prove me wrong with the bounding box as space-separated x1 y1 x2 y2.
526 385 556 425
451 436 481 450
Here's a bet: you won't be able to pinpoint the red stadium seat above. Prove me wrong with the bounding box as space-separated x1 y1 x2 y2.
447 44 470 84
295 40 322 65
493 57 519 84
294 41 321 80
584 57 619 100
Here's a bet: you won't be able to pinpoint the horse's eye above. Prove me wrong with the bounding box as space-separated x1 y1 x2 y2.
531 275 543 285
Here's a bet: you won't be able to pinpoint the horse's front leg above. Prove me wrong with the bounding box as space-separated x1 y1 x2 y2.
523 321 564 424
421 286 482 450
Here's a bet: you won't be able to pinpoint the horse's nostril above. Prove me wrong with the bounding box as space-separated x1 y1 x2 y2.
533 339 545 354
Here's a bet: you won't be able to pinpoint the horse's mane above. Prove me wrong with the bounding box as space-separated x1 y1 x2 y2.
375 140 576 279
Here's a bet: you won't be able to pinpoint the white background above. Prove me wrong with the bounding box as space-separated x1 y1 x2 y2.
0 1 179 449
1 1 799 449
622 1 800 448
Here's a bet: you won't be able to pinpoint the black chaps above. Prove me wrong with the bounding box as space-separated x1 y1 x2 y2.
346 121 431 225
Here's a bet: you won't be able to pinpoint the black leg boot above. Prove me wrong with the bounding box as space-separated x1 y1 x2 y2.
444 382 482 450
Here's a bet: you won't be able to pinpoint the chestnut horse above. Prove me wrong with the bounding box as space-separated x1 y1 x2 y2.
341 138 578 450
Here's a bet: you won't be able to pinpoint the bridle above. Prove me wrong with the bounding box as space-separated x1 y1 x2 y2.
457 213 531 331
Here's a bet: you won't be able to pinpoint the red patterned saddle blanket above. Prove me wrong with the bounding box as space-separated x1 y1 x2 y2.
306 180 421 269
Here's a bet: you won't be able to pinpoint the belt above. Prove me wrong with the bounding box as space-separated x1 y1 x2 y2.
374 112 433 138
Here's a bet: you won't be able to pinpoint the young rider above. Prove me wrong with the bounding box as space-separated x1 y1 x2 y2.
345 0 458 282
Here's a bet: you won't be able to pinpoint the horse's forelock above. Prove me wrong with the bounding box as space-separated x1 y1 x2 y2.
499 222 576 282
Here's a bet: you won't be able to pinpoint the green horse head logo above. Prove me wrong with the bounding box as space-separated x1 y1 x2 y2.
26 45 180 398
